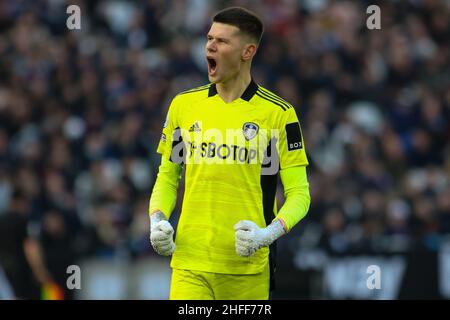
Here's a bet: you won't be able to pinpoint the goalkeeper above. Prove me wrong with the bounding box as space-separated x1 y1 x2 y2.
149 7 310 300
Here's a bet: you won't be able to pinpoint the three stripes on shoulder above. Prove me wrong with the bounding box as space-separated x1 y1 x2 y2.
255 86 293 111
178 83 294 111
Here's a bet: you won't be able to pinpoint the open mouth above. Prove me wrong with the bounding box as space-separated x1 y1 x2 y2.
207 57 217 75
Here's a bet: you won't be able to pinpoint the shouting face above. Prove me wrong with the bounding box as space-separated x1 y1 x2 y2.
205 22 254 84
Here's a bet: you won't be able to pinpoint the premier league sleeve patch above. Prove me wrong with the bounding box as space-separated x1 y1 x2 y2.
286 122 302 151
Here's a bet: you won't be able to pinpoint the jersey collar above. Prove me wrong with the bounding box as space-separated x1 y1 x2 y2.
208 79 258 102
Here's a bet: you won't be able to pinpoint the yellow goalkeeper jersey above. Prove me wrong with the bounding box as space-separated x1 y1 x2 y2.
156 80 308 274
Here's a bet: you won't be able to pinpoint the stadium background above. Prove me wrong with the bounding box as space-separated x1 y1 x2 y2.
0 0 449 299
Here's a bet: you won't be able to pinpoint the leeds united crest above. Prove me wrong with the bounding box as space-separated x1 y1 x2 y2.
242 122 259 140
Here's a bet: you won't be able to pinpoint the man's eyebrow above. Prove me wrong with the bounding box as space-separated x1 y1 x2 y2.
207 34 229 41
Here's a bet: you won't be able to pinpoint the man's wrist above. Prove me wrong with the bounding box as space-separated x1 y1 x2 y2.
150 210 168 228
276 218 288 233
261 219 286 247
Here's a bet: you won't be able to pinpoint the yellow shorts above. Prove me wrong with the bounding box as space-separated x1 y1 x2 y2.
169 262 271 300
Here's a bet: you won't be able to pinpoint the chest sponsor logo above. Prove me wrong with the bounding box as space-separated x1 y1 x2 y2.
168 126 280 175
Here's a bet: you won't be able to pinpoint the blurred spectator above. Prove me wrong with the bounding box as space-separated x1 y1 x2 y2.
0 190 51 299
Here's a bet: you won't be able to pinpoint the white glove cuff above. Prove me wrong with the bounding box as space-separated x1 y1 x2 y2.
150 211 167 230
260 219 286 247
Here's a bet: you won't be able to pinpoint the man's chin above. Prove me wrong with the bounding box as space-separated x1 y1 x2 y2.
207 75 219 83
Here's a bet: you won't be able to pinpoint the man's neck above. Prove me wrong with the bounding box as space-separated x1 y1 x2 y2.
216 72 252 103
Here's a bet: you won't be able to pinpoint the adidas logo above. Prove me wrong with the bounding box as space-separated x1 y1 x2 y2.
189 122 201 132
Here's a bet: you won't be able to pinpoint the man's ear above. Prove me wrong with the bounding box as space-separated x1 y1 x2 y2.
242 43 257 61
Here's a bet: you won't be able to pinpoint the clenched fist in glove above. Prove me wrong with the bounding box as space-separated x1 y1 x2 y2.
150 211 176 256
234 219 286 257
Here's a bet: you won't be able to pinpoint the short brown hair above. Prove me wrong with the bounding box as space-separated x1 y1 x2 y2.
213 7 264 44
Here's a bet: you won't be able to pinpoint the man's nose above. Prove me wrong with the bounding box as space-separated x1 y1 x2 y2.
206 40 217 52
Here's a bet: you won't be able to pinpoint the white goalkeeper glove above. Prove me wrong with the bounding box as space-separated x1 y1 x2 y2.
234 219 286 257
150 211 176 256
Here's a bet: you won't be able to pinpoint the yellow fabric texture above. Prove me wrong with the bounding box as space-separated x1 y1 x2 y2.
170 262 270 300
150 82 309 275
275 166 311 231
148 156 182 218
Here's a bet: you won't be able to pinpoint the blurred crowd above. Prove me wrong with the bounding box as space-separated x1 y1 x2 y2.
0 0 449 298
